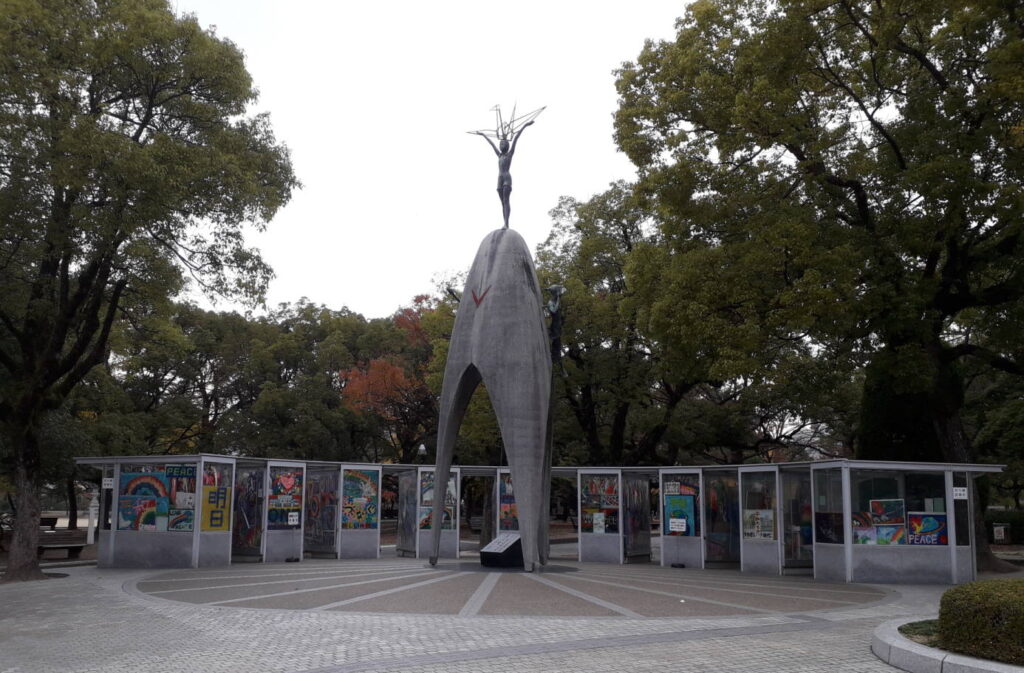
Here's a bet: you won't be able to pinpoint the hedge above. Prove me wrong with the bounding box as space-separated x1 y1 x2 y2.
984 510 1024 545
938 579 1024 666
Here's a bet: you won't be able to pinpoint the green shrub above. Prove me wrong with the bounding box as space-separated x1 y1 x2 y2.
984 510 1024 544
939 579 1024 666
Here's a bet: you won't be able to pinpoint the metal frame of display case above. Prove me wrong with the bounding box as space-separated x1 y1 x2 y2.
577 468 623 564
75 456 1001 583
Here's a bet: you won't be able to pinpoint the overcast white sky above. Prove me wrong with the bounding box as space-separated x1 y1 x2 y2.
173 1 686 319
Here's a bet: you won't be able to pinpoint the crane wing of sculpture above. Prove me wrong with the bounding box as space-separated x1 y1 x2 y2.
468 105 546 140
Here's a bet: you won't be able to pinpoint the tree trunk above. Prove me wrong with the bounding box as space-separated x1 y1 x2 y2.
926 355 1016 571
929 353 970 464
3 459 46 582
933 415 971 464
609 403 629 465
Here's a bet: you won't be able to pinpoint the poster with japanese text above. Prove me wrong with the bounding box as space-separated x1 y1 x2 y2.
664 495 695 536
268 468 303 530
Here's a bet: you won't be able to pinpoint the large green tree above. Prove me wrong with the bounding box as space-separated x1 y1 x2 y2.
538 181 859 466
0 0 296 580
615 0 1024 466
537 182 699 466
228 302 368 461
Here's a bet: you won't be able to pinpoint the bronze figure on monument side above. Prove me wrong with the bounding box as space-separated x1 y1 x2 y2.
469 105 545 229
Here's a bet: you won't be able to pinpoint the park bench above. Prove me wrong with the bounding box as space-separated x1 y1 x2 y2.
36 528 87 560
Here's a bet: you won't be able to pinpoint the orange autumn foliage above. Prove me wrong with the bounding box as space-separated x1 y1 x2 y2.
341 359 425 423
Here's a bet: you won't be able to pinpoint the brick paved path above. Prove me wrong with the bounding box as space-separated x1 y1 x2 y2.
0 558 949 673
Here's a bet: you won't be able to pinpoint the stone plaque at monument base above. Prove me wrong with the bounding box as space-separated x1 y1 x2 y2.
480 533 524 568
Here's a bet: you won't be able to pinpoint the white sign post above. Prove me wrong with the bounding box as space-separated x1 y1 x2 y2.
86 492 99 545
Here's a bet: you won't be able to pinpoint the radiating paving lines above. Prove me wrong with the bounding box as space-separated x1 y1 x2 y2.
2 562 941 673
206 570 446 606
541 572 774 615
475 570 620 617
314 571 474 611
457 571 501 616
579 564 876 590
135 562 418 583
140 567 422 595
565 571 882 609
132 558 888 618
525 573 642 617
578 567 886 602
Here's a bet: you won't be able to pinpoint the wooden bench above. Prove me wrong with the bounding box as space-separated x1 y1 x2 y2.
37 529 87 559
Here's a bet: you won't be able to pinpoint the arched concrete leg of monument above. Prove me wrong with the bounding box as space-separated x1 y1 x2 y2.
429 364 481 566
430 228 552 572
539 403 554 566
484 373 549 572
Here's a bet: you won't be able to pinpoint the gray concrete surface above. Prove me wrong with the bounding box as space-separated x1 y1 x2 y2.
432 228 552 571
872 617 1024 673
3 555 1003 673
131 559 888 616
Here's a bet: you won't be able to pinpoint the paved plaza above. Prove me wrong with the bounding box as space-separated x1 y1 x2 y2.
1 554 1000 673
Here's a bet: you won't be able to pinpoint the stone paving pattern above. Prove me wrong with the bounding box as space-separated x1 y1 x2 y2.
0 556 998 673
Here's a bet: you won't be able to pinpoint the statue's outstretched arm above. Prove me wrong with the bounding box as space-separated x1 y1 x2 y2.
509 120 535 154
472 131 501 156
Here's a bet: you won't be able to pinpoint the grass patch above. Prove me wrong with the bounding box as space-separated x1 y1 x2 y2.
899 619 939 646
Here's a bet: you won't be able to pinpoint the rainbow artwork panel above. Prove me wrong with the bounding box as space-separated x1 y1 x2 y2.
118 470 171 531
168 509 194 532
417 471 456 530
117 496 168 531
417 505 455 531
852 512 876 544
342 469 378 530
120 472 169 499
418 472 435 506
663 480 698 497
875 524 907 545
